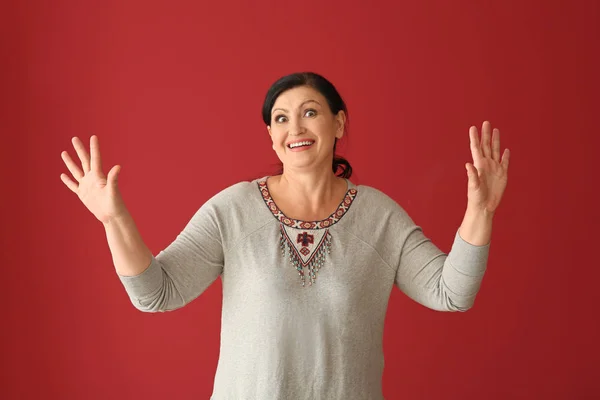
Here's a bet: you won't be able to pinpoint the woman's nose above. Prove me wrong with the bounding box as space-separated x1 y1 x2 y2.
288 118 305 136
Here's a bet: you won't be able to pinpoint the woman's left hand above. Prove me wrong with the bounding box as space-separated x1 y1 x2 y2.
465 121 510 216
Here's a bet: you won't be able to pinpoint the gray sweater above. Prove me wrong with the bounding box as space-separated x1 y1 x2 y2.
118 176 490 399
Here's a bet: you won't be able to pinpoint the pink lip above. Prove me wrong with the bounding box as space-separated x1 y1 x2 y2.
286 139 315 146
286 140 315 152
289 144 313 152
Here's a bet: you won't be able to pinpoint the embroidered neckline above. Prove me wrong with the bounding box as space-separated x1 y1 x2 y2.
257 177 358 230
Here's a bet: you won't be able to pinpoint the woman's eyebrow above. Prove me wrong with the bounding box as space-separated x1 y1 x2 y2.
272 100 322 115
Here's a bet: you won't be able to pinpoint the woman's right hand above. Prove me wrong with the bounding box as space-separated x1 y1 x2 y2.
60 136 126 225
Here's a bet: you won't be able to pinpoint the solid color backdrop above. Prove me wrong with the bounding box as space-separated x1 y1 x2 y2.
1 0 598 399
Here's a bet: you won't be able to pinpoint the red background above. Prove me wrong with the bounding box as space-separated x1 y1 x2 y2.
2 0 599 399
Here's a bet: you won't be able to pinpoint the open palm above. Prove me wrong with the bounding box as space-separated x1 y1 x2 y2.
60 135 125 224
465 121 510 215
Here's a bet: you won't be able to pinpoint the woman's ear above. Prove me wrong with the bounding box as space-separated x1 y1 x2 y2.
267 125 275 150
335 111 346 139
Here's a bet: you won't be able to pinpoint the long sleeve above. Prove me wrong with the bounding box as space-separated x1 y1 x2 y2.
395 225 490 312
117 199 224 313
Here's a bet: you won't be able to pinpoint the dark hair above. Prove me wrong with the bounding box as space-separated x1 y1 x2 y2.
261 72 353 179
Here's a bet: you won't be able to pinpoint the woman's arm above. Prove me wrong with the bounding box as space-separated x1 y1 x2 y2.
116 201 225 313
395 224 489 312
457 207 494 246
104 209 154 277
395 121 509 311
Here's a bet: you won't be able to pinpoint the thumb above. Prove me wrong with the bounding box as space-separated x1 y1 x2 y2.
107 165 121 188
465 163 479 189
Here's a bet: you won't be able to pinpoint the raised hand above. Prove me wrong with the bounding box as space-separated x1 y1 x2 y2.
465 121 510 216
60 136 126 224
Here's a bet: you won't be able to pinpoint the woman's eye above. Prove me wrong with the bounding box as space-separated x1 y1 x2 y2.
274 110 315 123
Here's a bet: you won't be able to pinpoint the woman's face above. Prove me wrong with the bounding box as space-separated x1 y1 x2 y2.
268 85 345 173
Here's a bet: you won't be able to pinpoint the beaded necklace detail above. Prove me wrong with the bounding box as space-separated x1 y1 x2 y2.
258 179 358 286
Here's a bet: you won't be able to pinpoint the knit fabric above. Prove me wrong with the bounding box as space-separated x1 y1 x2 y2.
118 176 490 399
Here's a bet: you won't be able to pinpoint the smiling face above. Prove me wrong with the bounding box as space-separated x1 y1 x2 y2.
268 85 346 174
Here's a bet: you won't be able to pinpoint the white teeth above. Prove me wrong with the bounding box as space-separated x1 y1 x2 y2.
288 141 314 149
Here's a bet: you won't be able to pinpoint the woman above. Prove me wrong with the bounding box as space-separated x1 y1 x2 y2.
60 72 510 399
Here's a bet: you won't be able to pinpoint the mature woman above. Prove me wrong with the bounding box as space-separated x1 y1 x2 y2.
60 72 510 399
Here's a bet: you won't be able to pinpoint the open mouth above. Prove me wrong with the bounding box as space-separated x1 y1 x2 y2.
287 140 315 149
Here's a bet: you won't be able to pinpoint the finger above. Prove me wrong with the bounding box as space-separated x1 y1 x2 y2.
501 148 510 171
469 126 483 165
107 165 121 188
465 162 479 190
61 150 84 181
72 137 91 174
492 128 501 162
60 172 79 193
90 135 103 173
481 121 492 158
